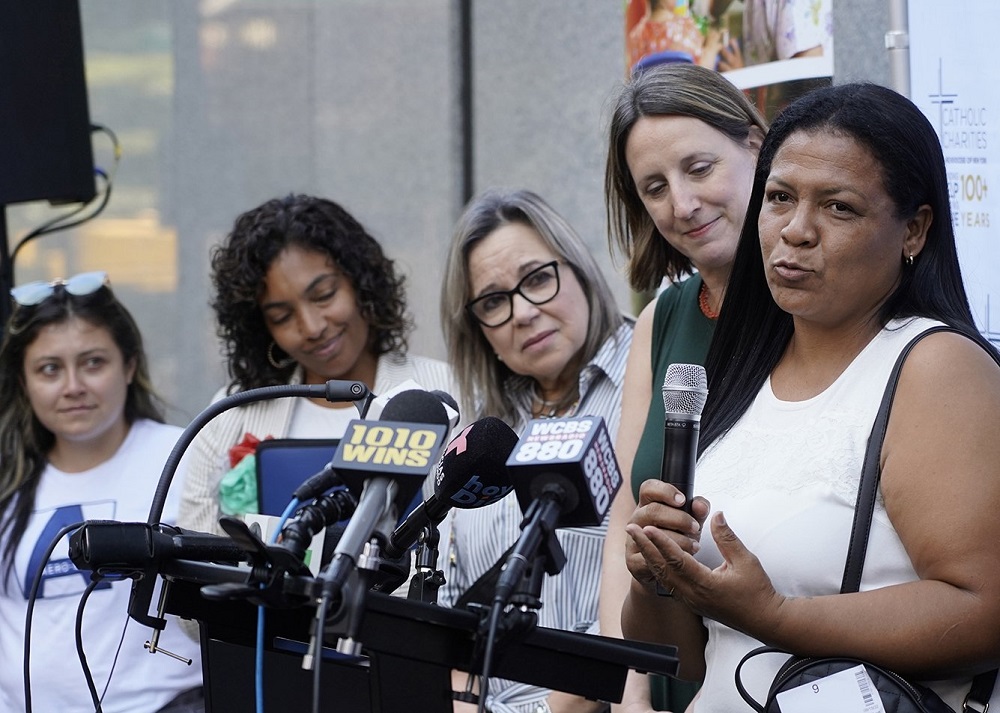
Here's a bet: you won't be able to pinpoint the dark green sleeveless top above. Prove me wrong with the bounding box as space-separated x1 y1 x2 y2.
630 275 716 710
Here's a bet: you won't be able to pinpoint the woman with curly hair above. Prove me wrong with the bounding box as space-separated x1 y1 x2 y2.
177 194 456 537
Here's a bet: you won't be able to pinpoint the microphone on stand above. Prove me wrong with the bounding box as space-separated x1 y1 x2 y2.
382 417 518 561
494 415 623 608
318 389 450 600
128 379 368 632
69 522 252 573
660 363 708 514
147 379 370 526
278 489 358 562
308 389 450 664
291 386 461 506
473 415 624 709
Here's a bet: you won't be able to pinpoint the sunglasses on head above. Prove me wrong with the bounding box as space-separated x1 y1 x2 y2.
10 271 110 307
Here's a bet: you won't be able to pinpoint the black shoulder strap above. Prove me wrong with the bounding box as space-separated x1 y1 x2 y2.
841 325 998 710
841 325 955 593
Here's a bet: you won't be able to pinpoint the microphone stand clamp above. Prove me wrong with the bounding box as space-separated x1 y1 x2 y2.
198 516 311 608
406 522 446 603
323 535 384 659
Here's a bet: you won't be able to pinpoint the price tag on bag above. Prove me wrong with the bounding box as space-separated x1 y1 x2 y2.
775 664 887 713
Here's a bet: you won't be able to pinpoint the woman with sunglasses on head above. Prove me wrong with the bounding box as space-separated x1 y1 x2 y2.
0 272 203 712
177 194 457 540
601 63 767 711
438 188 634 713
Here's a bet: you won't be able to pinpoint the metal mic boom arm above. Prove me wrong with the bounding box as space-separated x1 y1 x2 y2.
146 379 369 526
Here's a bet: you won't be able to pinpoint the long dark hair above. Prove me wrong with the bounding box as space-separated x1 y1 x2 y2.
0 286 164 579
701 83 990 450
210 194 412 391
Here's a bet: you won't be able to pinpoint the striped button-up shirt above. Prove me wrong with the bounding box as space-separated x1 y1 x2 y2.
438 320 634 713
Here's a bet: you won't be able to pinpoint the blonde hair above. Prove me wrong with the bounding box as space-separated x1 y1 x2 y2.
441 189 623 425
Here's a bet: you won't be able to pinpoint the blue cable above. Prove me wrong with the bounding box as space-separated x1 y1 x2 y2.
255 497 301 713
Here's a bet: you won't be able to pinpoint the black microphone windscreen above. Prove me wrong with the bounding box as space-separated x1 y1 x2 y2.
381 389 449 426
434 417 518 508
331 389 450 513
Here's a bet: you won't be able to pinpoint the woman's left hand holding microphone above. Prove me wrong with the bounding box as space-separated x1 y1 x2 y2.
624 480 786 639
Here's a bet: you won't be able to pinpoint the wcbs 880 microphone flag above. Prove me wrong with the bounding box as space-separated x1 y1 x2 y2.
506 415 623 527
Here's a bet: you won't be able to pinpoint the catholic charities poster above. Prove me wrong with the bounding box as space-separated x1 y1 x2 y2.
909 0 1000 344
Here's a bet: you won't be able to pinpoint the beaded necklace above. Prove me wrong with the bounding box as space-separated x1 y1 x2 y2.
698 281 719 320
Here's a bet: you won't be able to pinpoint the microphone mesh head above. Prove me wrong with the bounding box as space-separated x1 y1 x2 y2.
662 363 708 416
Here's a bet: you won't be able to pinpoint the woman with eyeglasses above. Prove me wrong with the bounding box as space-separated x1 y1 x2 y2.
0 272 204 712
177 194 457 540
438 188 634 713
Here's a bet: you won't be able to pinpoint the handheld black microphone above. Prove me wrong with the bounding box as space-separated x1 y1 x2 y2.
319 389 450 597
382 417 518 560
494 415 623 606
660 363 708 514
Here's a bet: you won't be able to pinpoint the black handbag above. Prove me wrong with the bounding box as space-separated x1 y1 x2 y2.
735 326 998 713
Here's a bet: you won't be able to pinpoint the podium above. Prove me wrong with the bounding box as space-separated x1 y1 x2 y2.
161 560 679 713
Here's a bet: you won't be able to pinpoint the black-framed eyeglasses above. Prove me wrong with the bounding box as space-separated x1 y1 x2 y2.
10 271 110 306
466 261 561 328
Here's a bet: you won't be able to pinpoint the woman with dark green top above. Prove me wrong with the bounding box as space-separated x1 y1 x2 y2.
600 63 766 712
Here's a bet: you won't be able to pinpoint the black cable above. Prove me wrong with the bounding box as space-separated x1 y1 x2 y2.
477 601 504 713
10 168 112 270
10 122 121 281
75 577 104 712
23 520 85 713
98 606 131 710
310 595 330 713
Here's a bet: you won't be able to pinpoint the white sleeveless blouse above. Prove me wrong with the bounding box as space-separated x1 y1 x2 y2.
690 317 990 712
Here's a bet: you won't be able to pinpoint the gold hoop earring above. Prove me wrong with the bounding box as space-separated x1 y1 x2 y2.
267 341 295 369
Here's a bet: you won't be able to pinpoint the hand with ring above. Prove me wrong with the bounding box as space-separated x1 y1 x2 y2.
624 479 710 594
